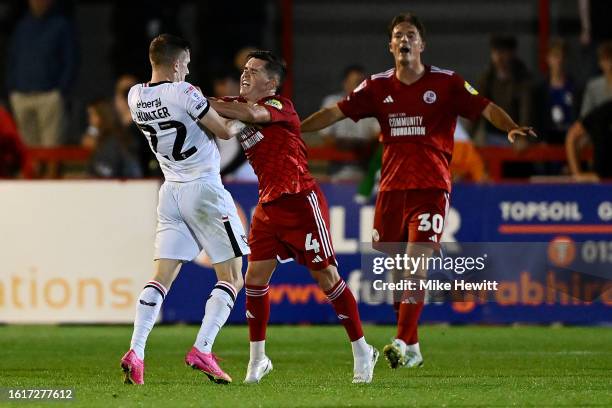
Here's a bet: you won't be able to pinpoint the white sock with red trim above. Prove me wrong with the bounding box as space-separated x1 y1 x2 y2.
194 281 237 353
130 280 167 360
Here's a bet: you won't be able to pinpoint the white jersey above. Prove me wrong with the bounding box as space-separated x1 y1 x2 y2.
128 81 220 182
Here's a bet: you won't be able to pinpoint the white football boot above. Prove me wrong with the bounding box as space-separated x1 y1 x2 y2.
404 343 423 368
352 345 379 384
244 356 273 384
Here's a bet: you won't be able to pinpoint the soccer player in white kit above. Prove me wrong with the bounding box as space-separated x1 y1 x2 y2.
120 34 250 385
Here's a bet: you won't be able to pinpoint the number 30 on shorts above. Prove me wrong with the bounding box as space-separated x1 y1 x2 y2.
417 213 444 234
305 233 321 253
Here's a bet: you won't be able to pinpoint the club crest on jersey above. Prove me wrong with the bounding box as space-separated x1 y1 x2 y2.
264 99 283 110
464 81 479 95
423 90 437 104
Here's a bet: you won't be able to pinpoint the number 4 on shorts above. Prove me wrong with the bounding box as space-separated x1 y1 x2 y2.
305 233 321 253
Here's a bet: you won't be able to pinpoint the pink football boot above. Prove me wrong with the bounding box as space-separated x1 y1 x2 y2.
185 347 232 384
120 350 144 385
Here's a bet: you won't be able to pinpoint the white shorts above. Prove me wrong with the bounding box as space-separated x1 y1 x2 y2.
155 177 250 264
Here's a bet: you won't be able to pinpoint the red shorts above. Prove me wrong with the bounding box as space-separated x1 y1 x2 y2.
248 185 337 270
373 189 449 248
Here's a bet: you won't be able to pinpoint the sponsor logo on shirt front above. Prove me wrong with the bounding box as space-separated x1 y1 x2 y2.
136 97 162 109
388 113 426 136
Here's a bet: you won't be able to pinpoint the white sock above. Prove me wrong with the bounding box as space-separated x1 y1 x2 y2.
351 336 370 359
194 281 237 353
249 340 266 362
130 281 167 360
407 342 421 355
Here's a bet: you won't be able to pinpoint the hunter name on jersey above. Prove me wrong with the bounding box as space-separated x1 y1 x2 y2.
135 97 171 122
388 114 425 136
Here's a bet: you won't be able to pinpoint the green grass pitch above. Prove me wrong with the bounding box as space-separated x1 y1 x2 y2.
1 325 610 407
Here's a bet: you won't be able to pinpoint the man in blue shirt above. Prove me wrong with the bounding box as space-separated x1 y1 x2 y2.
6 0 77 147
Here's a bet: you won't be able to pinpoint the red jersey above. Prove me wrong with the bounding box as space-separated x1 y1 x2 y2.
338 65 489 192
227 95 315 203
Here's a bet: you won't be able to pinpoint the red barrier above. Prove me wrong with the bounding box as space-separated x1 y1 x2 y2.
22 144 593 181
477 145 592 181
22 147 91 178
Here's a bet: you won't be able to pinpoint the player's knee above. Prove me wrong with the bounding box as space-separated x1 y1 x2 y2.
226 273 244 292
245 259 276 286
214 257 244 291
310 265 340 291
245 268 268 286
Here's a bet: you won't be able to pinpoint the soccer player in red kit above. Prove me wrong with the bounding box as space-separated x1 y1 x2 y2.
301 13 536 369
210 50 378 384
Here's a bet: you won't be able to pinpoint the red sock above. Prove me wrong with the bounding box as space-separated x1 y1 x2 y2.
245 284 270 342
325 280 364 341
397 301 424 345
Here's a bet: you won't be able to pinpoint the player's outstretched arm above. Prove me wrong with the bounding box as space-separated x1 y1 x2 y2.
210 100 271 124
301 105 346 133
481 102 537 143
199 107 234 140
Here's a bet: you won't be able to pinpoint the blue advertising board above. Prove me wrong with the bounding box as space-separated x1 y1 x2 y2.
162 182 612 324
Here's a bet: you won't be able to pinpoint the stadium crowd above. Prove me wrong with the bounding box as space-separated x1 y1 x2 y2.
0 0 611 182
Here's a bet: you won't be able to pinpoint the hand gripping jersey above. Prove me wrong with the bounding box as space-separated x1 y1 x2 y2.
338 66 490 192
224 95 316 203
128 81 220 182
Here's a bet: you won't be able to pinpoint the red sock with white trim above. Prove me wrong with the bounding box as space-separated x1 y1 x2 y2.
245 284 270 361
325 280 364 342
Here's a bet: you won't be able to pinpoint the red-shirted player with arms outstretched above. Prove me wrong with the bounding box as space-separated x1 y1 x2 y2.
302 13 536 370
210 50 378 384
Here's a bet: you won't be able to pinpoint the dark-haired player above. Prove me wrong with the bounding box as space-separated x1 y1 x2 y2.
211 50 378 384
302 13 535 369
120 34 249 385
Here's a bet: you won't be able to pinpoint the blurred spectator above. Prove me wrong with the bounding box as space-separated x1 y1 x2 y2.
566 100 612 180
0 102 25 177
578 0 612 82
81 98 141 179
211 68 257 182
5 0 77 147
476 35 532 146
564 42 612 181
320 65 380 180
114 74 161 177
212 68 240 99
534 38 577 145
580 41 612 117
